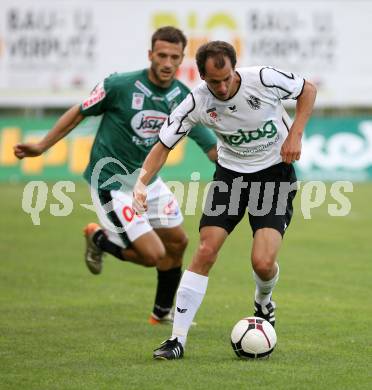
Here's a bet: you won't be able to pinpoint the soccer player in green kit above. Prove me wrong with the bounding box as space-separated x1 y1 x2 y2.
13 27 217 325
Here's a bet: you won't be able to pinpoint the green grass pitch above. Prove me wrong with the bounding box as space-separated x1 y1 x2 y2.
1 182 371 389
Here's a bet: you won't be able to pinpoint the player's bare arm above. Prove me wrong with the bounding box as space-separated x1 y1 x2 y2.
280 81 317 164
133 142 170 213
13 104 84 159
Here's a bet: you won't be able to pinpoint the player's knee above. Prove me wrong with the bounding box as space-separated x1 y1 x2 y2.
172 233 188 256
251 252 276 278
164 231 188 260
142 246 166 267
196 240 219 268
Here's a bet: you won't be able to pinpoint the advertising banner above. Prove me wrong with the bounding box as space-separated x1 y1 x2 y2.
1 116 372 182
0 116 215 182
0 1 371 107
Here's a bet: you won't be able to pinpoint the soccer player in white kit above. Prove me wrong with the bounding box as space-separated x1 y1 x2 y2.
133 41 317 359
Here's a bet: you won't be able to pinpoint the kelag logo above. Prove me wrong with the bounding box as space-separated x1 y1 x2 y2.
222 120 277 146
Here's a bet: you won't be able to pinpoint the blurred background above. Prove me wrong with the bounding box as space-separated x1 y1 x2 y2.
1 0 372 182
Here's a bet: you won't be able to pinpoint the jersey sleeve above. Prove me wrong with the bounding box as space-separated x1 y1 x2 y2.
259 67 305 100
79 75 117 116
159 93 199 149
187 124 216 153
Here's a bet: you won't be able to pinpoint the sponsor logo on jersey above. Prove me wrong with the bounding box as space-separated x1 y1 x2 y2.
82 81 106 110
206 107 219 121
131 93 144 110
246 95 261 110
165 86 181 102
130 110 167 139
134 80 152 97
222 120 277 146
151 96 165 101
228 105 237 113
131 135 158 147
209 111 218 120
224 134 279 156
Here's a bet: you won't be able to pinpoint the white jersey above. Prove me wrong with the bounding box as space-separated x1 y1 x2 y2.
159 66 305 173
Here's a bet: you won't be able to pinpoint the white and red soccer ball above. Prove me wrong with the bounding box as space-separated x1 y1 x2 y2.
231 316 277 359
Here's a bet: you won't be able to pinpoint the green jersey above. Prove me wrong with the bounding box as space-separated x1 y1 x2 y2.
80 69 216 190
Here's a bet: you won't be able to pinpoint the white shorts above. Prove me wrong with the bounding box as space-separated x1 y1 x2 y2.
91 177 183 249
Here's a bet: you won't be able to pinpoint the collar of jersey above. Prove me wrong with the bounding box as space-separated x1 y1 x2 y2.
206 70 242 102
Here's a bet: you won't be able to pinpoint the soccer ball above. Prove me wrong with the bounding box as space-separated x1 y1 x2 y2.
230 316 277 359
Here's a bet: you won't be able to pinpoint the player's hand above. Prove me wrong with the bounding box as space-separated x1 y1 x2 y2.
280 131 302 164
132 181 148 214
13 143 44 159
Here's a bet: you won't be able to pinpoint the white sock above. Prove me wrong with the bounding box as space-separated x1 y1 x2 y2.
171 270 208 347
253 264 279 306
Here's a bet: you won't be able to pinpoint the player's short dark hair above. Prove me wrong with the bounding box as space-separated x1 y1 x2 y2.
151 26 187 50
196 41 237 77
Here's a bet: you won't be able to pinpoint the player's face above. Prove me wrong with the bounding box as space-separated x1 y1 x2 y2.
148 40 184 87
202 57 238 100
